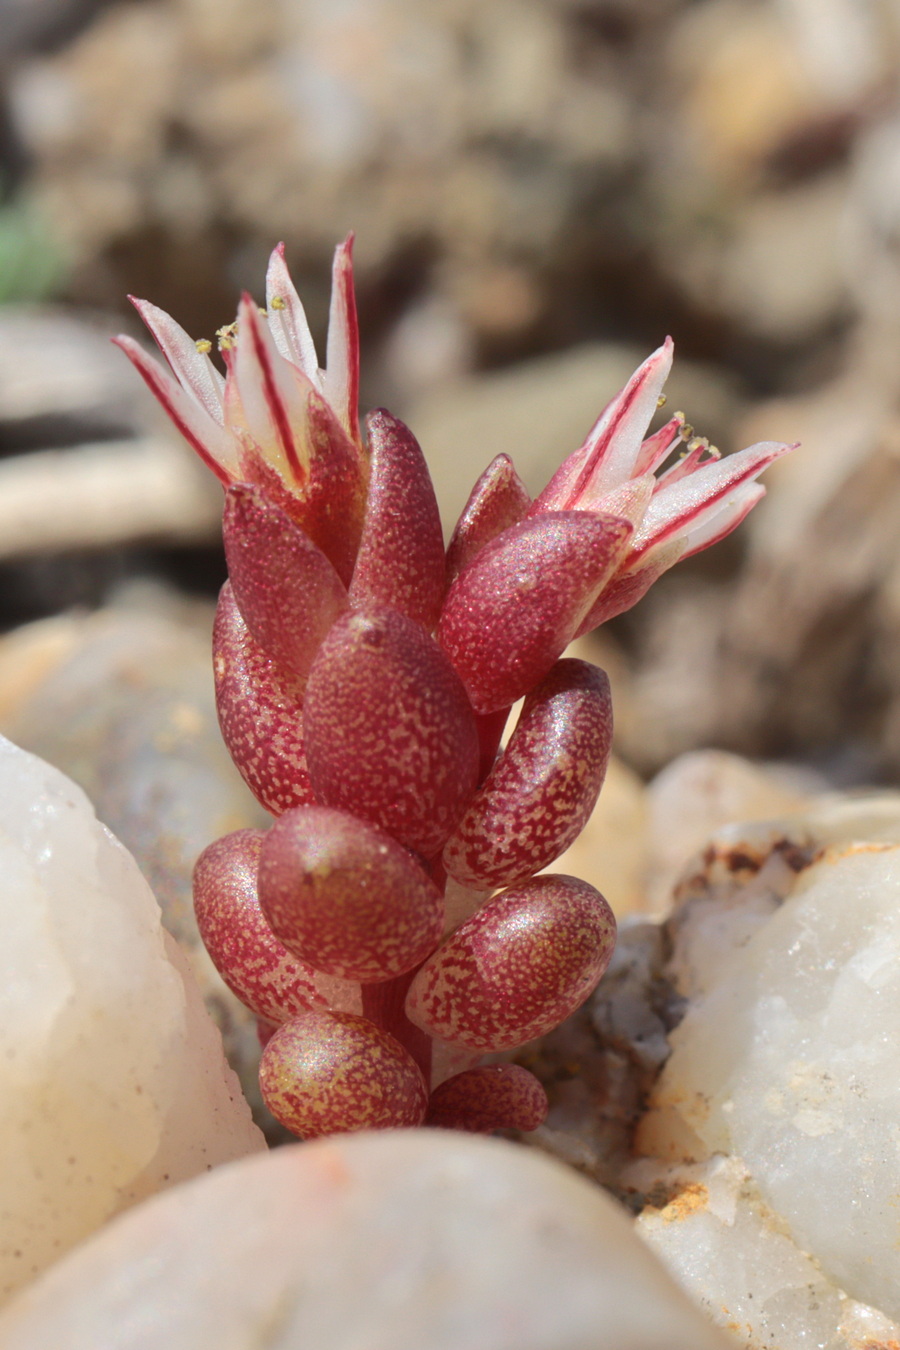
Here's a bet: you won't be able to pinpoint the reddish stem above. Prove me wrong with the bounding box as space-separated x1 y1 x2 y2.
361 971 433 1083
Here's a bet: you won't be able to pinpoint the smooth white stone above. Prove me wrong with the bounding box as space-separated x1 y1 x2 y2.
0 735 263 1305
0 1131 734 1350
640 797 900 1326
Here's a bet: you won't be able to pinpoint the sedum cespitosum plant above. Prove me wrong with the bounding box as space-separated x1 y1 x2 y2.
116 237 791 1139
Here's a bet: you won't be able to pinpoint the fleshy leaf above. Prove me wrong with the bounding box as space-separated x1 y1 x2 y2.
446 453 532 582
405 874 616 1051
213 582 316 815
224 483 348 678
348 409 446 630
438 511 632 714
258 1010 428 1138
443 659 612 889
258 806 444 983
303 606 480 856
426 1064 548 1133
194 829 344 1024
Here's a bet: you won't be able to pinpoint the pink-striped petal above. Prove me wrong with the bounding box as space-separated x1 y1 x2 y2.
112 334 238 484
324 234 360 444
265 242 321 383
129 296 225 419
633 414 684 477
531 338 673 513
632 439 793 557
234 293 312 486
678 481 766 560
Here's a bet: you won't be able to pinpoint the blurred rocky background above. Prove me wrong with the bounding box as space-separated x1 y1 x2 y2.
2 0 900 947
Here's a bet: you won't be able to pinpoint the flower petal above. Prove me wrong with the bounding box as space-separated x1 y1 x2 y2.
112 334 238 484
129 296 225 420
234 293 312 486
324 234 360 444
265 242 321 384
633 414 683 477
632 439 793 557
531 338 673 512
677 481 766 560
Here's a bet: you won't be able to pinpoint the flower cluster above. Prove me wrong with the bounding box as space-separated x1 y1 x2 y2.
117 239 790 1138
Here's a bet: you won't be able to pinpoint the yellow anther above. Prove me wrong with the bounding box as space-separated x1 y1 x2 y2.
657 394 667 408
270 295 287 311
679 421 694 442
195 338 212 355
688 436 709 453
216 321 239 352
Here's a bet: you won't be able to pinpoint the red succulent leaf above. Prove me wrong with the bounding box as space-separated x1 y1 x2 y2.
258 1009 428 1138
194 829 341 1025
426 1063 548 1133
446 453 532 583
258 805 444 983
348 408 446 630
443 659 612 889
438 511 632 714
224 483 348 679
303 606 480 856
213 582 316 815
405 874 616 1052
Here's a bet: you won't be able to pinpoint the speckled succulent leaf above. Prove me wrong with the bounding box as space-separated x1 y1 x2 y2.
223 483 348 678
324 235 361 444
446 452 532 583
438 511 632 714
258 805 444 983
235 391 366 588
443 659 612 890
405 874 616 1052
303 606 480 856
194 829 334 1025
258 1010 428 1139
112 333 238 484
426 1064 548 1133
348 409 446 630
531 340 673 513
212 582 316 815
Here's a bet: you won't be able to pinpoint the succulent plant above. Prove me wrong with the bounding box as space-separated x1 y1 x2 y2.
117 237 790 1138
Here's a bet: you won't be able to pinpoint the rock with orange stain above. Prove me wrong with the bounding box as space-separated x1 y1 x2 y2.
0 1132 736 1350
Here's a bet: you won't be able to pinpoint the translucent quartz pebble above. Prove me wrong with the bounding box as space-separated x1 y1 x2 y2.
258 1010 427 1137
193 829 360 1023
443 658 612 889
213 582 316 815
304 606 479 856
0 735 262 1306
348 409 446 630
258 805 444 982
426 1064 548 1132
437 510 631 714
642 837 900 1321
0 1132 735 1350
406 874 616 1050
633 1155 900 1350
223 483 348 679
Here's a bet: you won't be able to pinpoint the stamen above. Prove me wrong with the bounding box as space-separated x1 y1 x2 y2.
216 321 239 352
195 338 212 355
270 295 287 311
656 394 667 408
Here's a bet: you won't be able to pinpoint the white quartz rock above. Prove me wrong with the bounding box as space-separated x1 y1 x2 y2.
0 1131 734 1350
0 734 263 1305
633 1154 900 1350
642 829 900 1321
